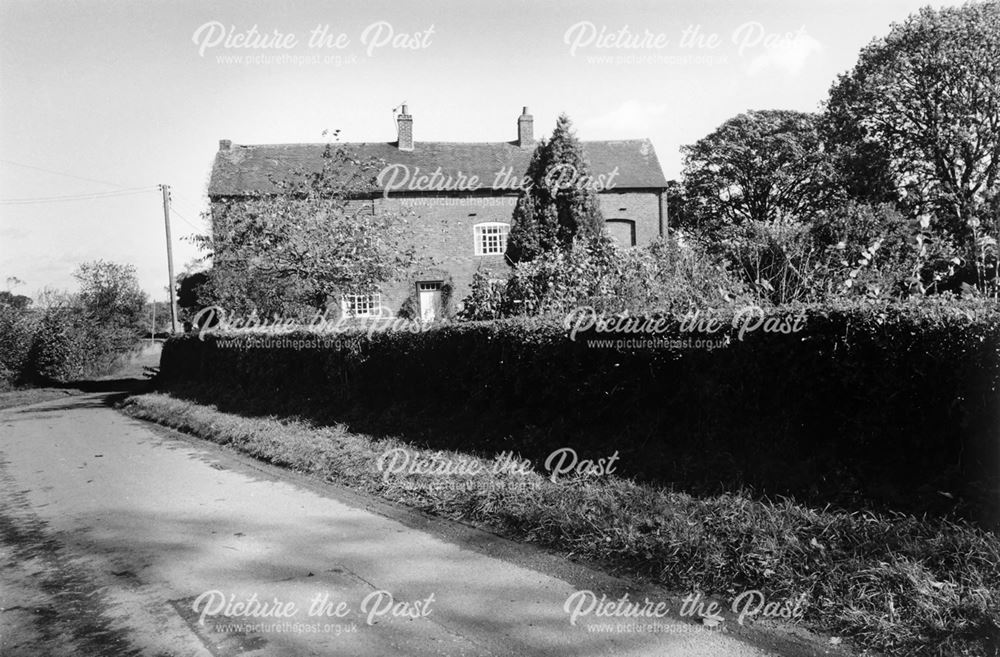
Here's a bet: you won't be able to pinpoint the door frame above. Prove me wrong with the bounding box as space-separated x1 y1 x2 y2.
416 280 444 321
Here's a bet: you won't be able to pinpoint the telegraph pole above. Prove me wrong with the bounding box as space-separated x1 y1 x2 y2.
160 184 179 334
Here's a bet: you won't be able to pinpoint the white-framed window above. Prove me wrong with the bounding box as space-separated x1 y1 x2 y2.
474 222 510 256
341 292 381 318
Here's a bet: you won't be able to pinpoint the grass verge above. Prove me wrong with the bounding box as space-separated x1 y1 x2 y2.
120 391 1000 657
0 387 76 410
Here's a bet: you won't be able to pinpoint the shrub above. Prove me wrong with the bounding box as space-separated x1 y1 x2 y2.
26 308 89 382
3 305 144 386
807 202 915 299
0 306 37 388
641 234 755 309
702 203 971 304
159 297 1000 526
460 235 751 319
709 220 823 304
456 272 505 321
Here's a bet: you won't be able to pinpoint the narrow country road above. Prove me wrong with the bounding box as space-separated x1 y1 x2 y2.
0 391 783 657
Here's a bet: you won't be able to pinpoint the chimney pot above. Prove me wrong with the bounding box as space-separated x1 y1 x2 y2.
219 139 232 150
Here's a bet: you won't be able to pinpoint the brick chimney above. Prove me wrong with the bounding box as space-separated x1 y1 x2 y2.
219 139 232 150
517 107 534 147
397 105 413 151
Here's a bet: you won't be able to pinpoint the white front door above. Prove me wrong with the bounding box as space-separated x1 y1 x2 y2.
417 282 442 321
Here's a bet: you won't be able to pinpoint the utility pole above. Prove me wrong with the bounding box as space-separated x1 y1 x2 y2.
160 184 179 334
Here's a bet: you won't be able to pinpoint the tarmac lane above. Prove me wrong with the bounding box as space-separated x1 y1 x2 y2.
0 392 781 657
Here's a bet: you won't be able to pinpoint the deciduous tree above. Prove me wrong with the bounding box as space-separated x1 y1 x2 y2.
74 260 146 329
823 2 1000 239
201 142 417 316
681 110 840 229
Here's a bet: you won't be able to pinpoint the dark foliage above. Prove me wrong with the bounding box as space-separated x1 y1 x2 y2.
506 114 605 263
158 299 1000 527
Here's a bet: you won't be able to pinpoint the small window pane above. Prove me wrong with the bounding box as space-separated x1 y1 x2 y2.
474 223 510 256
342 292 381 317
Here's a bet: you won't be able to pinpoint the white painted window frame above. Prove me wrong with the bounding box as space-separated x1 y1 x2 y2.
341 292 382 318
473 222 511 256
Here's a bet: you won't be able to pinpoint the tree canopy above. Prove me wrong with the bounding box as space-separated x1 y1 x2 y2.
201 142 416 316
73 260 147 328
681 110 839 230
823 1 1000 238
0 291 32 310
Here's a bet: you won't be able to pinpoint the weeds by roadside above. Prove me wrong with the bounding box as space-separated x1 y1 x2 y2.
120 392 1000 657
0 387 77 411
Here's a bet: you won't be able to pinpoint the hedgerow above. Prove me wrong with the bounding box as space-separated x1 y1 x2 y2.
158 297 1000 526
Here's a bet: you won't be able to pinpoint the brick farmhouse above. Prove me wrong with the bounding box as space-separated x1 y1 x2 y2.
208 106 668 319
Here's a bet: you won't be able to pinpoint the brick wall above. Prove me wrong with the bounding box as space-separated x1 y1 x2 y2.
210 189 663 316
379 195 515 310
598 190 663 247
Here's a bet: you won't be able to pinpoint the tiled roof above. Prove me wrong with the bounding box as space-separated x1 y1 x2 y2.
208 140 668 197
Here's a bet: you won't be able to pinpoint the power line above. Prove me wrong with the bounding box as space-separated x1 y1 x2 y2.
171 197 207 220
0 158 137 189
168 190 210 220
161 186 204 232
170 206 205 232
0 186 158 205
168 189 204 210
0 160 210 225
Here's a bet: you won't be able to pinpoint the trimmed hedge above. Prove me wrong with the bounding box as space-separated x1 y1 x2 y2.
158 299 1000 525
0 305 145 387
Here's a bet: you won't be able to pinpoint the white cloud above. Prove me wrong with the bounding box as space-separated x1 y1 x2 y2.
745 31 823 77
578 100 668 138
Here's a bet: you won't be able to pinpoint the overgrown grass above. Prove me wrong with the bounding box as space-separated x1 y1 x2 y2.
120 392 1000 657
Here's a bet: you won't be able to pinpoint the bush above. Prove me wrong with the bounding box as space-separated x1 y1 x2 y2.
0 306 37 388
159 297 1000 526
711 220 824 304
460 235 751 318
456 272 505 321
24 308 89 382
0 304 145 386
701 202 971 304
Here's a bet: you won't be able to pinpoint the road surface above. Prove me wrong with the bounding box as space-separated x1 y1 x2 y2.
0 391 784 657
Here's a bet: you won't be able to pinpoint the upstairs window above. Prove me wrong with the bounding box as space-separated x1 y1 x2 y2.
474 222 510 256
341 292 381 318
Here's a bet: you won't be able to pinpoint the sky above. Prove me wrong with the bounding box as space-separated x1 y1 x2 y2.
0 0 969 301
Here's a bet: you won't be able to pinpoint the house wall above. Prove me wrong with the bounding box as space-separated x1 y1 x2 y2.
378 195 515 312
210 189 663 317
598 190 663 247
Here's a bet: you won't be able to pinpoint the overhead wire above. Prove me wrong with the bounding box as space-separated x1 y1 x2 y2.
0 186 160 205
0 157 138 189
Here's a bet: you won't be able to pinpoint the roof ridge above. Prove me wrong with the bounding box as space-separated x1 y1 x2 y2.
225 139 653 148
210 138 668 195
